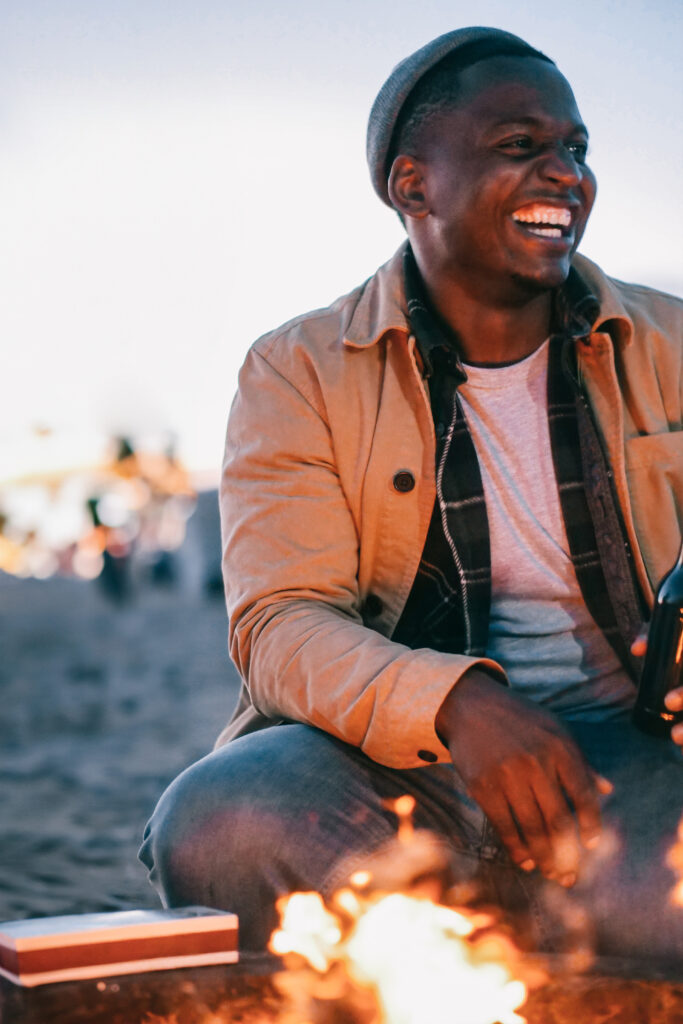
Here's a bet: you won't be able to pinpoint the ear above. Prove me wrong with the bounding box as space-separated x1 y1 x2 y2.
387 154 429 220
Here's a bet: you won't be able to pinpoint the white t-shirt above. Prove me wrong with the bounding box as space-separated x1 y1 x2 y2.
458 339 636 720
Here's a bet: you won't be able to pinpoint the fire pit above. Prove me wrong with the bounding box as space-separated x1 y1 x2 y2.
1 953 683 1024
4 800 683 1022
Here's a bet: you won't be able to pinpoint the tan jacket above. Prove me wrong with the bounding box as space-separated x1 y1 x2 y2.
218 245 683 768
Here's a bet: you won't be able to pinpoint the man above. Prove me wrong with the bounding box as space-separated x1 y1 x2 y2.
140 28 683 961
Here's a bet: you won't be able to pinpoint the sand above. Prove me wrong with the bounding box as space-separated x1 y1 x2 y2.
5 493 683 1022
0 490 240 923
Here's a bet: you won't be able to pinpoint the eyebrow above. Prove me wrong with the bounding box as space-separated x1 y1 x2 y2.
489 115 589 136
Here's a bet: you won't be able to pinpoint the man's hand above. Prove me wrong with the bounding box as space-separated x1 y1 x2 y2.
631 630 683 747
436 670 610 885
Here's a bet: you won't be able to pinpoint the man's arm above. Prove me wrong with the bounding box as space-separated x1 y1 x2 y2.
223 341 607 879
221 343 505 769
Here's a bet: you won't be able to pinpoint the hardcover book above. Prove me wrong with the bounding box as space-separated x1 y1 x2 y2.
0 906 238 987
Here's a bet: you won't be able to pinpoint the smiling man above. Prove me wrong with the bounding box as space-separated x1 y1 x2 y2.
141 28 683 961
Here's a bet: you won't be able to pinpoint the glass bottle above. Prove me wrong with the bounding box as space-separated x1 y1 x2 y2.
633 539 683 736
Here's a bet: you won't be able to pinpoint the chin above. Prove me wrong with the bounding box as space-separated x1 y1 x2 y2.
510 259 571 295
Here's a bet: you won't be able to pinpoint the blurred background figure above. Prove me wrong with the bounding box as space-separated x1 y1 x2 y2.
0 429 198 600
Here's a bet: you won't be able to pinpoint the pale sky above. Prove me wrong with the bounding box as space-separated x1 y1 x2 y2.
2 0 681 478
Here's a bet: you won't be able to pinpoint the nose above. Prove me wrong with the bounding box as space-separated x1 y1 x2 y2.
537 144 582 186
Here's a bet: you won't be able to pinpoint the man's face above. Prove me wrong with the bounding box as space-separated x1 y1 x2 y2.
411 56 597 296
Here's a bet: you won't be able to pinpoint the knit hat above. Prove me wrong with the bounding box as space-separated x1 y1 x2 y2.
366 27 553 206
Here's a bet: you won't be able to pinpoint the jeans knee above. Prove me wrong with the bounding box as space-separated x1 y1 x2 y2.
139 750 293 911
137 726 403 949
140 760 222 903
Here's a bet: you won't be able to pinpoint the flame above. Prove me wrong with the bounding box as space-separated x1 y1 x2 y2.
345 893 527 1024
270 892 343 972
270 885 529 1024
668 814 683 906
385 794 417 843
268 794 535 1022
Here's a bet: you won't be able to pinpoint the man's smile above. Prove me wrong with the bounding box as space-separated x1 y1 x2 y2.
510 202 575 241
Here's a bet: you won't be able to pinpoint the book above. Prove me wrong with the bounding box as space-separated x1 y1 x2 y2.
0 906 238 987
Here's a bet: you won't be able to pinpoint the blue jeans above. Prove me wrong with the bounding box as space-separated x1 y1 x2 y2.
139 715 683 963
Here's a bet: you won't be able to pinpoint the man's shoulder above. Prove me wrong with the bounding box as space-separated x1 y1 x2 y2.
250 245 409 367
573 254 683 337
602 276 683 333
251 284 366 361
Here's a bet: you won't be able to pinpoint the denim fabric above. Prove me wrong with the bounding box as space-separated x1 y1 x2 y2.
557 717 683 966
140 718 683 962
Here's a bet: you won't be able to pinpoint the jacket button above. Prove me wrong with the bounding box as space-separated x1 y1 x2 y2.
418 749 438 763
362 593 384 618
393 470 415 493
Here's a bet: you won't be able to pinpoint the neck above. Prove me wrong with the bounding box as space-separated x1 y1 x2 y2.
413 254 554 365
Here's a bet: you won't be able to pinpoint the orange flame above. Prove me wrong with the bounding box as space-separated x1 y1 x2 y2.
384 794 416 844
268 793 536 1022
270 885 529 1023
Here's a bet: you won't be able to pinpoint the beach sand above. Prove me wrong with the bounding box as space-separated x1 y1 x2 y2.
0 491 240 923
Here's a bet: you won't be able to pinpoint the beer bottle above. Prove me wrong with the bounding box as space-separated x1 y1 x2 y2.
633 539 683 736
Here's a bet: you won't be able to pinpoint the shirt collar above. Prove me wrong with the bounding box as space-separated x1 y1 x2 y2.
403 245 467 382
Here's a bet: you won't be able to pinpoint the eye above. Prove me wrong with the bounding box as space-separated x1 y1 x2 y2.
566 141 589 163
498 135 535 154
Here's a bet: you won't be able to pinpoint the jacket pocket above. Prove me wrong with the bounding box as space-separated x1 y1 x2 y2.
624 431 683 590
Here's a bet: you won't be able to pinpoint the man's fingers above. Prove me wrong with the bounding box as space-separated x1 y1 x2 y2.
473 787 533 870
503 786 559 879
630 634 648 658
556 756 603 852
630 622 649 659
664 691 683 745
595 773 613 796
439 678 613 883
483 777 569 882
526 772 581 883
665 688 683 712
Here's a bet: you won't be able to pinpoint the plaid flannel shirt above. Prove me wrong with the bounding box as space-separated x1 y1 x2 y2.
393 247 645 678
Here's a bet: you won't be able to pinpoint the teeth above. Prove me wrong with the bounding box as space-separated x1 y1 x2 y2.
512 204 572 227
526 226 563 238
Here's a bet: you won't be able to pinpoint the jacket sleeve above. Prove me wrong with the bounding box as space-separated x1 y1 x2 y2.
220 345 504 769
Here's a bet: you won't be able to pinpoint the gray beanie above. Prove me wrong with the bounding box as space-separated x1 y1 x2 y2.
367 27 552 206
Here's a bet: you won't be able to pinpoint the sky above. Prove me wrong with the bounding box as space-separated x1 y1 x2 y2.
2 0 681 479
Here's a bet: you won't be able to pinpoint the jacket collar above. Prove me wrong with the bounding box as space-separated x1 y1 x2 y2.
571 253 635 346
343 244 411 349
343 241 635 351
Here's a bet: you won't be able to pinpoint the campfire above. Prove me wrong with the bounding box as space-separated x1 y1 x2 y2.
267 796 539 1024
260 802 683 1023
269 890 529 1024
7 807 683 1023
